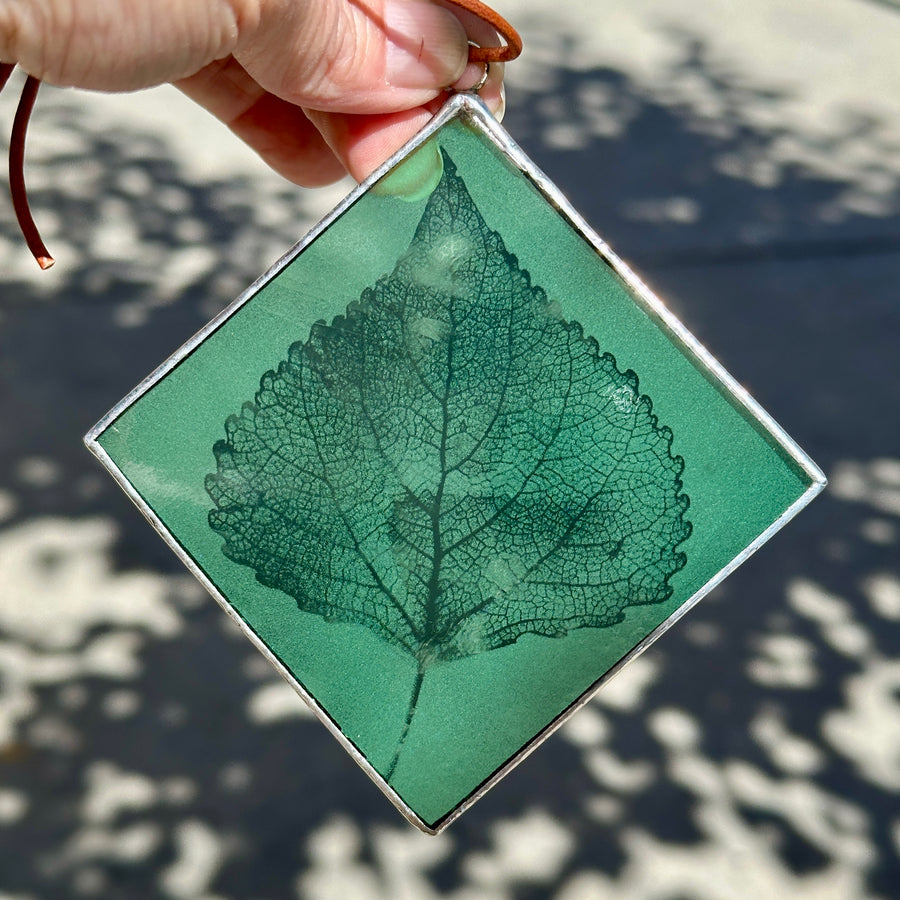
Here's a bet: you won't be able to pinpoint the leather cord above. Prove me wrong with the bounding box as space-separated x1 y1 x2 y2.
1 63 55 268
443 0 523 63
1 0 521 270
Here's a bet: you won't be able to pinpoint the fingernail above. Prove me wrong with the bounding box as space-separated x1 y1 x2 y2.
453 61 488 93
492 83 506 122
385 0 468 89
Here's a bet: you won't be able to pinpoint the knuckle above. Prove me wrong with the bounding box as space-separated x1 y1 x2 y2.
0 0 76 81
0 1 30 66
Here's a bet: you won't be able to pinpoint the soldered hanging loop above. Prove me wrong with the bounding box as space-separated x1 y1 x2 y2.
468 62 490 94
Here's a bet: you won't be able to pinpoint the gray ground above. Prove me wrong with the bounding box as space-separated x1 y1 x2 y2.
1 1 899 897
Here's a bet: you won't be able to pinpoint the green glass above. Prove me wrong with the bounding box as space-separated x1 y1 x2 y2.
86 95 824 832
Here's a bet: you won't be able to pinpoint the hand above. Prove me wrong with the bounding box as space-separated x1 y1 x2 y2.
0 0 504 185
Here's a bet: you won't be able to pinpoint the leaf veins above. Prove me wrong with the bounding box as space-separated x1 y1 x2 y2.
207 149 691 670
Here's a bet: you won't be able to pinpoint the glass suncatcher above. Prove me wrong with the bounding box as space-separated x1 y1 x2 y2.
85 93 825 833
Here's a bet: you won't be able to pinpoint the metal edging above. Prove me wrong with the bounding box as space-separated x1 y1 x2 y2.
85 91 826 835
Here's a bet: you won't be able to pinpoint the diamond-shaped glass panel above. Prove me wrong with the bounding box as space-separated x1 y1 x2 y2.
86 95 824 833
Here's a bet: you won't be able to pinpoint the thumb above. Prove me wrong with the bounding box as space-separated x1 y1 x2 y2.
235 0 470 115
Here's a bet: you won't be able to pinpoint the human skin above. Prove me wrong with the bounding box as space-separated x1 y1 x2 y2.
0 0 504 185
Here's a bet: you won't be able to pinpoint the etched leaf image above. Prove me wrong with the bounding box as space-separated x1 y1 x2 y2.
207 150 691 779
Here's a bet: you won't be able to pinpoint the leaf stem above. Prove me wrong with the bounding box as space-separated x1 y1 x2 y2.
385 660 428 784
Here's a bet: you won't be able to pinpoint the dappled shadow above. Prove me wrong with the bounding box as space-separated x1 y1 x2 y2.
1 26 898 900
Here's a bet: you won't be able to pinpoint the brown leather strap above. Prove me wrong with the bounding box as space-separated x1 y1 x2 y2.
1 64 55 269
442 0 523 63
0 63 15 92
10 76 54 269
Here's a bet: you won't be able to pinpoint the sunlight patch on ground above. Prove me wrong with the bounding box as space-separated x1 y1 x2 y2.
584 748 656 795
101 688 142 719
862 573 900 621
556 723 880 900
0 489 16 522
246 680 314 724
788 579 872 660
561 705 611 748
746 634 819 688
649 707 701 753
556 821 875 900
507 0 900 224
35 762 203 894
724 761 874 868
298 816 455 900
46 822 164 880
464 810 576 889
159 819 230 900
298 817 383 899
0 517 184 748
81 761 161 825
0 517 181 650
860 518 897 546
371 826 455 900
750 706 825 776
298 811 576 899
823 658 900 791
0 788 29 825
831 459 900 517
592 654 660 712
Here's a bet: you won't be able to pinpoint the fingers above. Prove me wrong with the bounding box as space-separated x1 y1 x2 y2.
0 0 472 108
177 46 503 188
305 59 504 182
236 0 470 114
178 1 505 188
303 105 436 184
298 0 505 182
176 57 346 187
0 0 244 89
5 0 509 188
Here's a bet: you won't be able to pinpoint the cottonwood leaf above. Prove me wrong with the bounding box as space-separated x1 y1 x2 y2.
207 151 691 672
